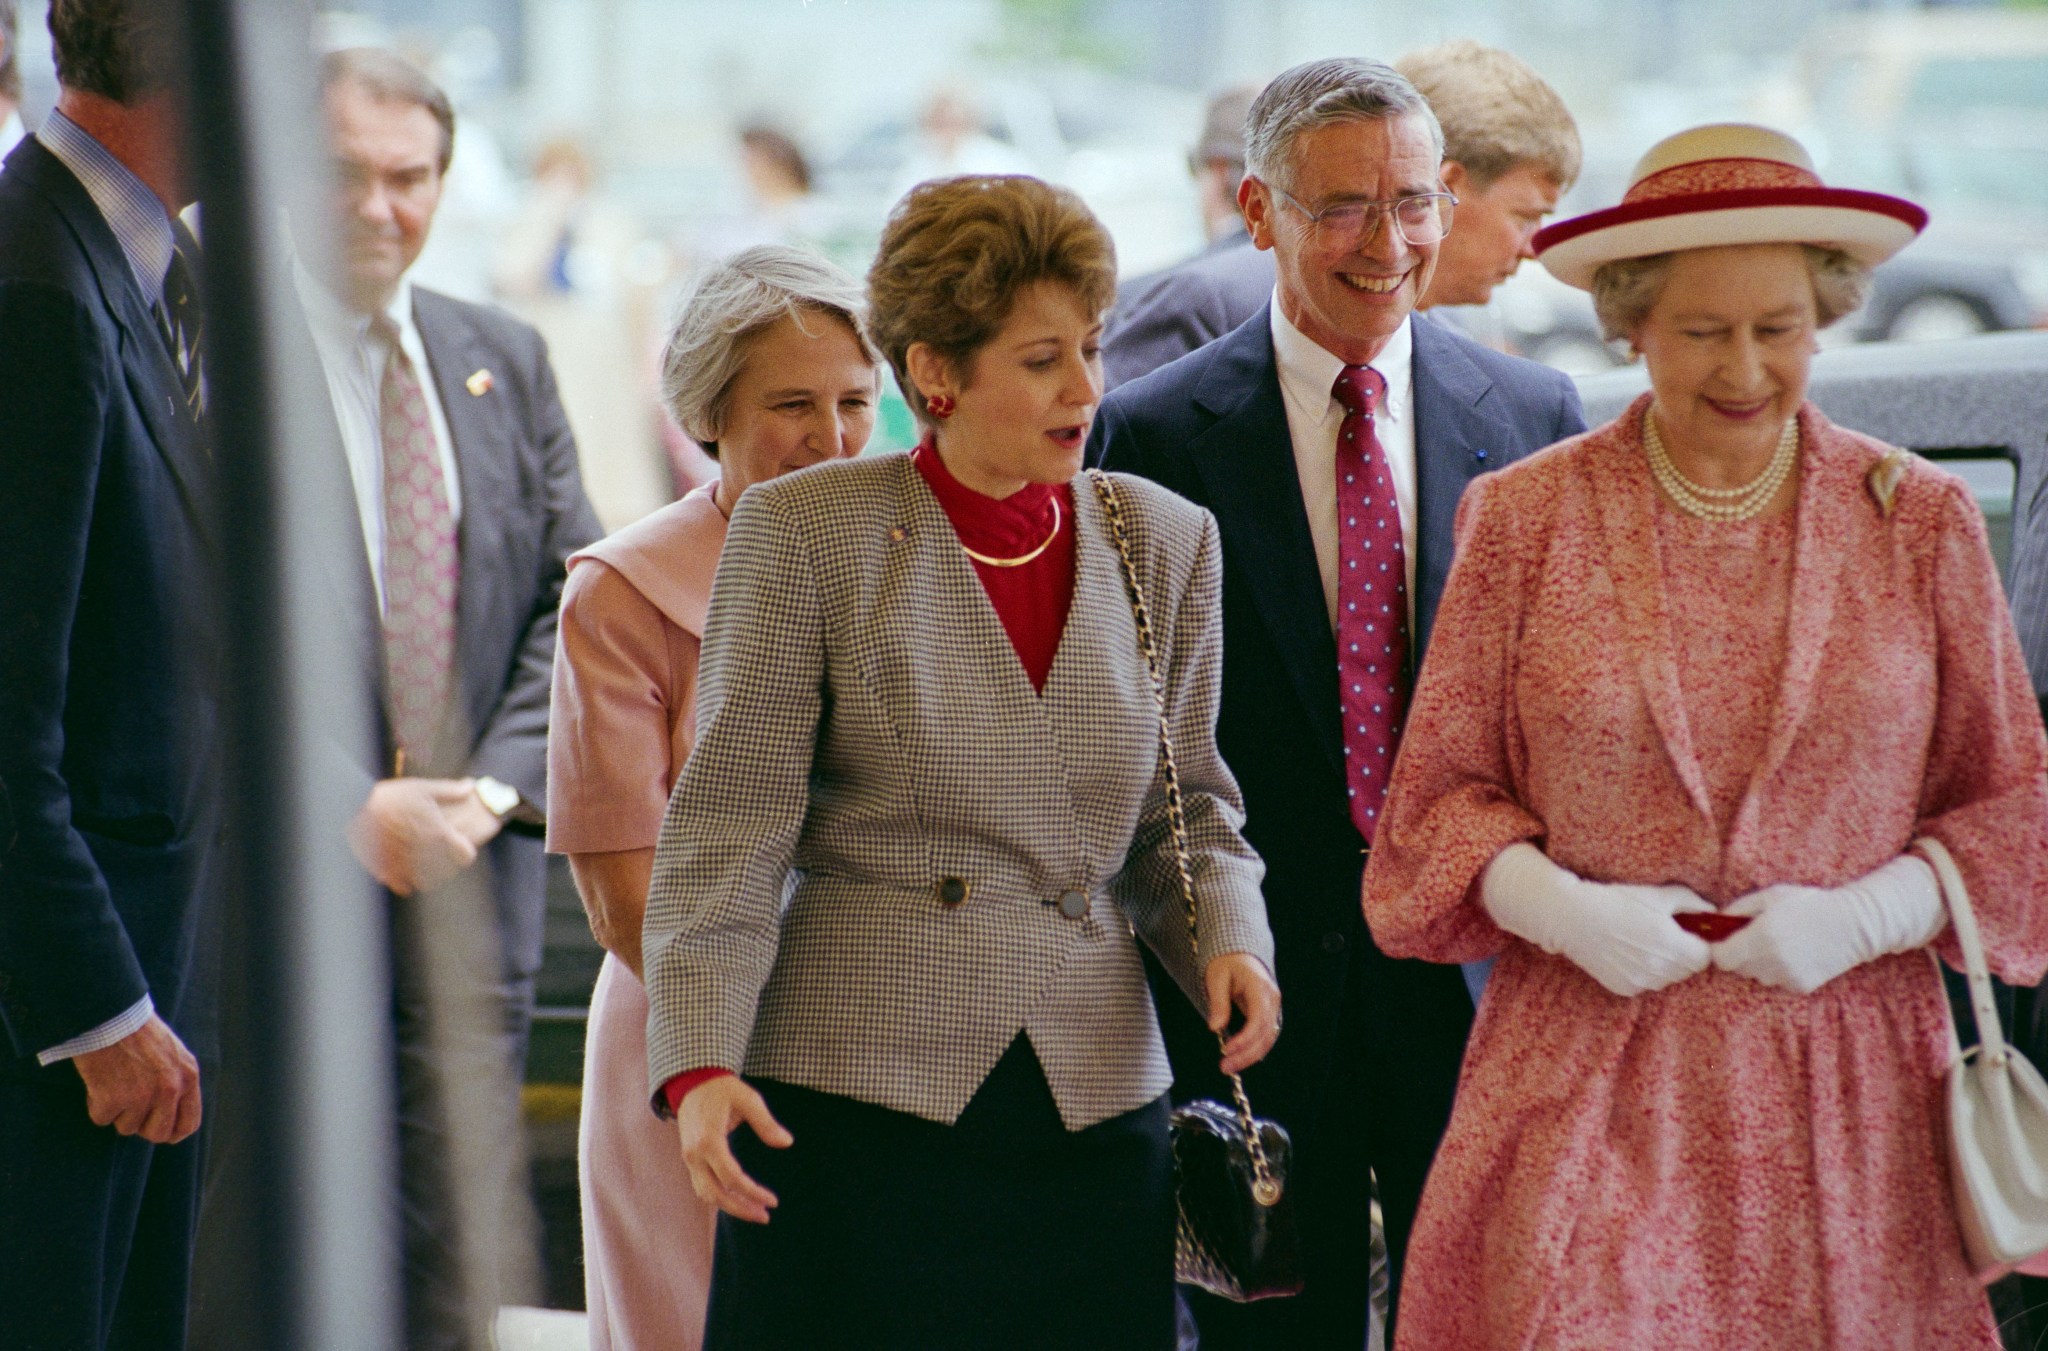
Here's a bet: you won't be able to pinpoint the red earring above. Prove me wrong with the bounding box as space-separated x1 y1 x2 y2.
926 393 955 419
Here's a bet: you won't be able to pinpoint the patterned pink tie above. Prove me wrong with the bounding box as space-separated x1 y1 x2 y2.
1332 364 1409 844
375 314 459 761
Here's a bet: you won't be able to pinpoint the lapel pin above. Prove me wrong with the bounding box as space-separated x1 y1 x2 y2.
887 525 908 543
465 369 494 396
1474 448 1489 463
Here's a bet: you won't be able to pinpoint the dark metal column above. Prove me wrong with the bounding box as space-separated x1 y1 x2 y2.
181 2 400 1346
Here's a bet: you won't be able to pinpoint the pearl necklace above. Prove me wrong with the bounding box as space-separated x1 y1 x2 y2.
1643 408 1798 522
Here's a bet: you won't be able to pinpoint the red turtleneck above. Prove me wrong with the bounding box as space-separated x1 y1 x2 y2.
660 440 1078 1118
911 436 1076 691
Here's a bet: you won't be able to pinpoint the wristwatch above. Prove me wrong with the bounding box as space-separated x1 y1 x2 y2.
473 775 547 835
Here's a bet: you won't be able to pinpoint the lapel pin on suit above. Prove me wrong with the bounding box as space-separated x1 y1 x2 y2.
1474 448 1489 463
888 525 908 543
465 368 494 396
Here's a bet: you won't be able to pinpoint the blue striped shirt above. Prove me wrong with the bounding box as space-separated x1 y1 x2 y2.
36 107 176 308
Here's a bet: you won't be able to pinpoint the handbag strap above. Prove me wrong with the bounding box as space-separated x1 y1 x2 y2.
1914 835 2009 1067
1086 469 1282 1207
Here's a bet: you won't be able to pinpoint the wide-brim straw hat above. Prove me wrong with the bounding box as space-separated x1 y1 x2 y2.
1534 123 1926 290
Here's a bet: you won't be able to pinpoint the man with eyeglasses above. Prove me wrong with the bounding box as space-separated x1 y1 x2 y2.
1090 57 1584 1350
1101 44 1584 393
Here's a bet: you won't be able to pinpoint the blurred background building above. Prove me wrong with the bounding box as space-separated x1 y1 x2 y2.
15 0 2035 484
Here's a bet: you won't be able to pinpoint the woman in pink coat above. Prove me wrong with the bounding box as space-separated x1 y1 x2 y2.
1363 124 2048 1349
546 245 881 1349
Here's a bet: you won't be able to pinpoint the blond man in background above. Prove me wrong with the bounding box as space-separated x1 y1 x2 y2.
1396 39 1582 309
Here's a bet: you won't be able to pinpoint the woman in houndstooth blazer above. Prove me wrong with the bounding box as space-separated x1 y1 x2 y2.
643 177 1281 1349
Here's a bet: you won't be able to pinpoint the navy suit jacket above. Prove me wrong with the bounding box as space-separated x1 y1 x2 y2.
307 285 600 983
1089 306 1585 1138
1102 235 1276 392
0 138 220 1059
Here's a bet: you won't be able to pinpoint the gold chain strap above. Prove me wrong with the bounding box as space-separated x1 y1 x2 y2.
1087 470 1282 1207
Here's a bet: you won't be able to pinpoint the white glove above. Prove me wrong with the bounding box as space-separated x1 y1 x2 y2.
1712 854 1947 994
1481 843 1715 997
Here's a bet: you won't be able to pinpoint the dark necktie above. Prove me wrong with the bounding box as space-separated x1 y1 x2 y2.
157 221 204 416
1331 364 1410 844
373 313 459 761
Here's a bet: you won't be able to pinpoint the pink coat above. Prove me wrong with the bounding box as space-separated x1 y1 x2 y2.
548 484 726 1351
1363 398 2048 1350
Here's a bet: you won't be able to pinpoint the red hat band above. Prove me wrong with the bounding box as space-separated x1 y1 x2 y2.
1625 157 1822 204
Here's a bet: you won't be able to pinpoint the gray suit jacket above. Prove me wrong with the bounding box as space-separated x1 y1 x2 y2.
1103 235 1276 391
308 286 602 982
643 454 1273 1129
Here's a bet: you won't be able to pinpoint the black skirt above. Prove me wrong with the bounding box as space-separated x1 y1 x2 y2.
704 1035 1175 1350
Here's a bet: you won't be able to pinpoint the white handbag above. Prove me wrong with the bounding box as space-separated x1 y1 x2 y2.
1916 836 2048 1279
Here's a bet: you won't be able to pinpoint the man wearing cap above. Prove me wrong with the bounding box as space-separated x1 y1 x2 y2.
1091 58 1585 1348
1361 123 2031 1348
1102 85 1268 389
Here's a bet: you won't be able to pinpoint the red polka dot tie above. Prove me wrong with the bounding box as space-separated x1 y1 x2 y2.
1332 364 1408 844
374 315 458 761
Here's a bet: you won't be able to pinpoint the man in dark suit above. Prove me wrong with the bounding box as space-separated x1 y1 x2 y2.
1104 85 1270 389
1102 42 1584 395
1091 58 1585 1349
295 48 599 1349
0 4 217 1347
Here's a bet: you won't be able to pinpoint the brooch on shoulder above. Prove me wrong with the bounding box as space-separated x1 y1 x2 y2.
1867 449 1910 518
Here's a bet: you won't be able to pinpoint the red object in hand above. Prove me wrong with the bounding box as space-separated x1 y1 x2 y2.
1675 911 1753 942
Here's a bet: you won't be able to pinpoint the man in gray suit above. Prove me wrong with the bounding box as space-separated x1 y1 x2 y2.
1102 42 1581 391
299 48 599 1350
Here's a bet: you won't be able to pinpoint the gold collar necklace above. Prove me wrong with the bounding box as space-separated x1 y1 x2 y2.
960 495 1062 568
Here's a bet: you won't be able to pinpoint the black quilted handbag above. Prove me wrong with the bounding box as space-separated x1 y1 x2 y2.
1090 471 1306 1303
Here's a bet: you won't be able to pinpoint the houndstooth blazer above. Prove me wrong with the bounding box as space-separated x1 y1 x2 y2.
642 452 1273 1130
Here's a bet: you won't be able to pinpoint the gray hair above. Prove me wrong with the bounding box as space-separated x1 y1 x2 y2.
321 48 457 175
1244 57 1443 186
661 245 879 455
1590 245 1873 343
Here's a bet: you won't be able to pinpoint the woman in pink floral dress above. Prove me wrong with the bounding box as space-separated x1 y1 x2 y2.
547 245 880 1349
1362 124 2048 1349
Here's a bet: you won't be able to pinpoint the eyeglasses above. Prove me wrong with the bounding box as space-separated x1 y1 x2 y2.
1262 181 1457 249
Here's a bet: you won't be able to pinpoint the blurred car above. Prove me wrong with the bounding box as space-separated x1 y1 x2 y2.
1802 10 2048 341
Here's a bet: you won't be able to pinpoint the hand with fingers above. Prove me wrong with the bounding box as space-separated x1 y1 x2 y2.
676 1075 794 1224
1481 842 1714 998
347 777 485 895
1712 854 1946 994
1205 952 1282 1076
71 1013 203 1145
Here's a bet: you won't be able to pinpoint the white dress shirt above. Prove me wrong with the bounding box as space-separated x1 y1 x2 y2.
293 264 463 612
1269 297 1418 632
0 110 26 160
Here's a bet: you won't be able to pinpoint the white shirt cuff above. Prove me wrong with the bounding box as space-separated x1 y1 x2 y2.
37 994 155 1066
